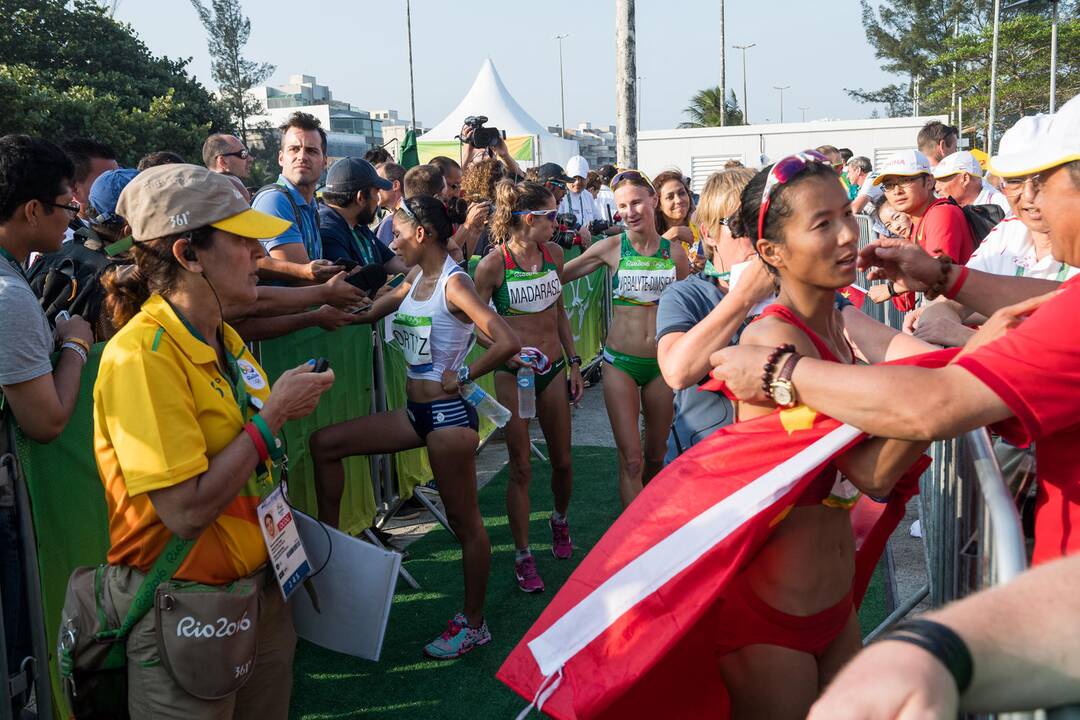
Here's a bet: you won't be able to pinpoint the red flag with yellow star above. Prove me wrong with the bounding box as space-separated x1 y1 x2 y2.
497 348 958 719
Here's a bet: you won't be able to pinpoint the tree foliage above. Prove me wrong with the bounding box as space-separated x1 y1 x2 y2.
190 0 274 145
680 87 745 128
0 0 229 162
851 0 1080 147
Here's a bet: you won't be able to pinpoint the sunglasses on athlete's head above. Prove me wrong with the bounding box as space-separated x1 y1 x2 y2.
513 209 558 221
757 150 831 241
220 148 250 160
611 169 654 192
398 197 417 220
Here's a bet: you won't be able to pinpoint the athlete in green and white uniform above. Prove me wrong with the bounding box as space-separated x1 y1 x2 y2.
563 170 689 506
474 180 584 594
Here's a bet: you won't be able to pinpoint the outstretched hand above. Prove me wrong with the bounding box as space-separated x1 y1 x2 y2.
858 239 941 292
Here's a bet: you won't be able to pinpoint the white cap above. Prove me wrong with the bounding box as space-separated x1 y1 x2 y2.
565 155 590 180
988 109 1070 177
932 151 983 179
872 149 932 185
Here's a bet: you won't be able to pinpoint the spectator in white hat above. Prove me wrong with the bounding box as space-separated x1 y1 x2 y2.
558 155 600 231
933 151 1011 214
872 149 976 263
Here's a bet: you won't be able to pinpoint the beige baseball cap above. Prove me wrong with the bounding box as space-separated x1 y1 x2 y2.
116 164 290 242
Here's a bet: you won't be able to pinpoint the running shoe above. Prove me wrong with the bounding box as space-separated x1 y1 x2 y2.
515 554 545 593
550 516 573 559
423 613 491 659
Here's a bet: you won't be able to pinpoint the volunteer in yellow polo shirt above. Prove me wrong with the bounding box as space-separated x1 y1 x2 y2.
94 164 335 719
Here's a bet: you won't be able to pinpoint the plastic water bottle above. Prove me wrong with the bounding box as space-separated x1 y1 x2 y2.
460 381 513 427
517 364 536 419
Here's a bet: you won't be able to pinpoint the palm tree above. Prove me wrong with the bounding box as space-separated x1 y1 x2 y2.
680 87 744 128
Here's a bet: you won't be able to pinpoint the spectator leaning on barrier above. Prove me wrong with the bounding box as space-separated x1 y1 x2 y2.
96 163 334 718
202 133 254 182
375 161 406 247
0 135 94 701
252 112 337 283
319 157 405 275
873 149 976 264
933 150 1012 214
917 120 960 167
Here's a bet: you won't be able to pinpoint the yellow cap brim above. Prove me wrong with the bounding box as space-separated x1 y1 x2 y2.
989 150 1080 178
211 208 292 239
872 171 930 186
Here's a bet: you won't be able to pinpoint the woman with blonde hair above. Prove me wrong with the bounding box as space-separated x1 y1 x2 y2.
563 170 689 506
656 168 774 456
474 180 584 593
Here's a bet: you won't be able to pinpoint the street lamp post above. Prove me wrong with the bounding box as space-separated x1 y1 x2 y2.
636 76 645 129
798 106 809 122
554 33 569 135
733 43 755 125
988 0 1001 154
773 85 790 123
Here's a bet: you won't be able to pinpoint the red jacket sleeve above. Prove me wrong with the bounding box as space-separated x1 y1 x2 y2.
920 202 975 264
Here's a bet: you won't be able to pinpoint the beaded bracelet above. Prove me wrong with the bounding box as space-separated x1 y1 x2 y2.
760 343 796 395
924 256 954 300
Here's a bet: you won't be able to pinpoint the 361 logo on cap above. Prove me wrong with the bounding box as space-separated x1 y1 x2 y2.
170 211 191 227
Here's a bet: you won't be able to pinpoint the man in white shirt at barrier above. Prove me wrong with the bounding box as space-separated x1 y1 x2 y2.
594 164 618 223
933 150 1012 215
558 155 600 230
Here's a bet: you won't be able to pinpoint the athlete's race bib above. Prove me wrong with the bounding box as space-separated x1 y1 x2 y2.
617 257 676 304
392 313 433 368
505 269 562 314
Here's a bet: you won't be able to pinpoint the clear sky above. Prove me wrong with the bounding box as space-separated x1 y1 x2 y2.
114 0 898 131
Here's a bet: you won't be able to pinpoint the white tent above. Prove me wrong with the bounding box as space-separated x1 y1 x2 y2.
423 58 580 168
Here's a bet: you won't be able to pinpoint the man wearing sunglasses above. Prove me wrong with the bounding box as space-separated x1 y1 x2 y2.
202 133 254 181
872 149 976 265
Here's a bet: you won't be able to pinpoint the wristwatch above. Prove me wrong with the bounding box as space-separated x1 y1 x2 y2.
568 355 582 367
457 365 471 385
768 353 801 408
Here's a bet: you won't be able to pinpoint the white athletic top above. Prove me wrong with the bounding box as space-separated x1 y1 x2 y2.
392 255 474 383
967 217 1077 281
974 182 1012 215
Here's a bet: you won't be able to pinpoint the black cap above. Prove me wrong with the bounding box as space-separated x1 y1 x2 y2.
535 162 572 183
324 157 393 192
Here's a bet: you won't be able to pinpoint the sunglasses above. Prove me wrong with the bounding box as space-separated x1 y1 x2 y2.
512 210 558 221
44 200 81 217
757 150 830 241
399 197 417 220
611 169 654 192
220 149 251 160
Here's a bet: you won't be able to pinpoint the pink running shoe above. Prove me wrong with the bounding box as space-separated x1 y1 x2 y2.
550 516 573 559
514 554 545 593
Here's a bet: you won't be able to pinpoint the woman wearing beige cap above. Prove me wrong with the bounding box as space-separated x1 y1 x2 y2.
93 164 334 718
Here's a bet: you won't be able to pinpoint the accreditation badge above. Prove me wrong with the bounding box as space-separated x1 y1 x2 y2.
257 485 311 600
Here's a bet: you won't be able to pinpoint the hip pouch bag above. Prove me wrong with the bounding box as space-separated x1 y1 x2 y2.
153 576 260 700
58 535 193 720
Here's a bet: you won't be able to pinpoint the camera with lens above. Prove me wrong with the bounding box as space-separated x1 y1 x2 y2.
446 197 470 225
588 219 612 235
553 212 582 249
459 115 502 149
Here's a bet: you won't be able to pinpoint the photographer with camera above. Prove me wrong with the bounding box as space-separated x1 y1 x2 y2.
558 156 601 231
460 116 525 181
532 163 594 251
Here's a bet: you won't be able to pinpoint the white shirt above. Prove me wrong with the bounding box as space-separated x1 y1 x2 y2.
856 173 883 202
974 182 1012 215
966 217 1077 280
594 185 618 222
558 190 600 228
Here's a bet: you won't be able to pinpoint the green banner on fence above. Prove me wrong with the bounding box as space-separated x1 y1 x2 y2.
256 324 375 536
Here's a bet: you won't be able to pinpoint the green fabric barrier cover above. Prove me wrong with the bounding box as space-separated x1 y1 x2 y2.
256 324 375 536
15 346 107 720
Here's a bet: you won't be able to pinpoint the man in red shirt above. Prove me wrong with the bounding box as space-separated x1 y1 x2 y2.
873 149 976 264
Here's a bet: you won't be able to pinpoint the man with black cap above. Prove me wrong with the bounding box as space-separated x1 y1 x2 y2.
319 157 406 274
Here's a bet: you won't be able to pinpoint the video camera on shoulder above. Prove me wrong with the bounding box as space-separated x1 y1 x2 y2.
459 115 503 149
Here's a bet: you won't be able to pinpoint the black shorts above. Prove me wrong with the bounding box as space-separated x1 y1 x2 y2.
406 397 479 440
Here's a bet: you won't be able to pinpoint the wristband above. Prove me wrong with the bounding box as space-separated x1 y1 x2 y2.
60 341 87 364
944 265 970 300
879 619 973 694
250 413 285 463
568 355 582 367
243 422 270 463
63 336 91 353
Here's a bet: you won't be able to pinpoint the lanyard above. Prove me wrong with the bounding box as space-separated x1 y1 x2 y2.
0 246 27 282
348 226 377 266
166 302 250 420
1014 262 1070 281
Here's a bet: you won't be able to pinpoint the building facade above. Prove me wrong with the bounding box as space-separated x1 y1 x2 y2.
550 123 617 170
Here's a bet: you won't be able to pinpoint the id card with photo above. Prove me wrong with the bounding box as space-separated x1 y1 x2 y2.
257 485 311 600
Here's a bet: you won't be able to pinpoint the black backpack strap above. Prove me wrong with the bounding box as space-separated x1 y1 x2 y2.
254 183 301 231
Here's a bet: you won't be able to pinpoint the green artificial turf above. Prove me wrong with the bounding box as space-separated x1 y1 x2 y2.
290 445 889 719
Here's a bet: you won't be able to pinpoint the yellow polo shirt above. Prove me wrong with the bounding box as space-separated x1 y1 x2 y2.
94 294 274 584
